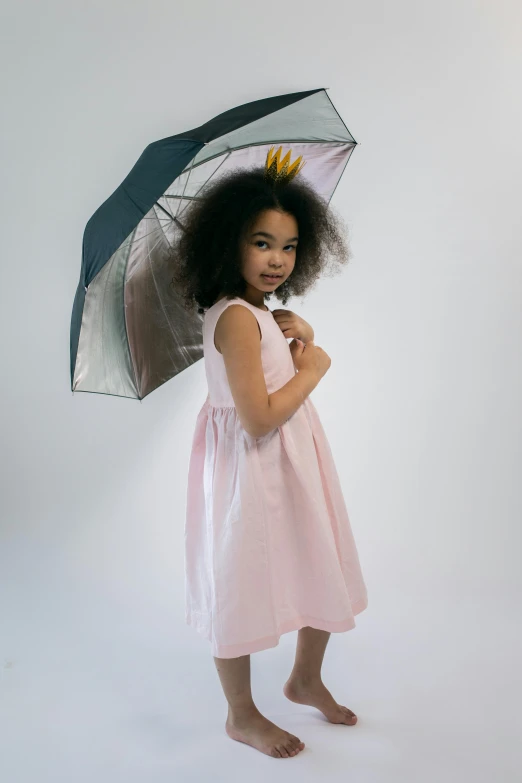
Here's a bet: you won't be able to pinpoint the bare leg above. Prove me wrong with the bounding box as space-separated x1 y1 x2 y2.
282 627 358 725
213 654 305 758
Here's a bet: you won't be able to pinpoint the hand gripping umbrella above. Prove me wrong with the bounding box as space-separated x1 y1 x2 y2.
70 87 358 401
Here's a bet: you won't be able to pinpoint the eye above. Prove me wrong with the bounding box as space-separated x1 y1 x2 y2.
254 241 297 251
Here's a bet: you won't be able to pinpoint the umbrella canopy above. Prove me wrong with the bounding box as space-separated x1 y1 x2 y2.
70 87 357 401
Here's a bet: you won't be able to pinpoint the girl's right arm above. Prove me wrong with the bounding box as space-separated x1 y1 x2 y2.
215 305 324 438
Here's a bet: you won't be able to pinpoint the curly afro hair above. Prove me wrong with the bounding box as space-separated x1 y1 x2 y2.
168 164 353 315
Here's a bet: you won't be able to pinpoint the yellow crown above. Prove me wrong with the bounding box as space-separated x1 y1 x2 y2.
264 145 306 185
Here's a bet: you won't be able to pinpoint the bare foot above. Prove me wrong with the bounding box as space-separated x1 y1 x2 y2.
225 707 305 758
283 677 358 725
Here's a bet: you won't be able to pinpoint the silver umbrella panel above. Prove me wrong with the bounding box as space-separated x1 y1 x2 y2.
70 88 357 400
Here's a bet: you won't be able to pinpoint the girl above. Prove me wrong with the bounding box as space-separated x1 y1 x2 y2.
170 147 368 759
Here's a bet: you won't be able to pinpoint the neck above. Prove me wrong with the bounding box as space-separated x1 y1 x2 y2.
241 283 268 310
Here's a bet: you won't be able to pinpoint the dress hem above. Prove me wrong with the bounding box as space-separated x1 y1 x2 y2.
185 595 368 658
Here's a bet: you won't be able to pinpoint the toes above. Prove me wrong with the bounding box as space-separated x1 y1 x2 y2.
277 744 290 758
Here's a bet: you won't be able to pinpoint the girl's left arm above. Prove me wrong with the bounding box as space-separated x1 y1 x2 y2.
271 309 315 343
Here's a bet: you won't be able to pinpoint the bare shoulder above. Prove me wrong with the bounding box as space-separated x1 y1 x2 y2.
214 303 262 354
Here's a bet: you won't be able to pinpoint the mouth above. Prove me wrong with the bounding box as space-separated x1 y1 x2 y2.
261 274 283 283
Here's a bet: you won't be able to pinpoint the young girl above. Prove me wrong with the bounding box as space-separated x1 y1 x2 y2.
171 147 368 759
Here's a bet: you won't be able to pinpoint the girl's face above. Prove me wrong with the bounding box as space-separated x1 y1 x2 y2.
239 208 298 296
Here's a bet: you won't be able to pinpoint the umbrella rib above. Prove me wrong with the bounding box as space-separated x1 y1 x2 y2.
155 201 177 219
100 253 129 397
114 209 185 257
175 150 233 221
174 150 198 221
161 194 202 200
153 149 232 227
144 232 185 363
154 200 187 231
178 139 352 176
126 226 169 283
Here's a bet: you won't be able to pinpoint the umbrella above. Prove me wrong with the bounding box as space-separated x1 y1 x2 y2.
70 87 358 401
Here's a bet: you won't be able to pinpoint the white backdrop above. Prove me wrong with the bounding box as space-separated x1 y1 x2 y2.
1 1 521 780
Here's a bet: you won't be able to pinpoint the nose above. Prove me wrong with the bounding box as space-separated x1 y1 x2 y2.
268 256 284 268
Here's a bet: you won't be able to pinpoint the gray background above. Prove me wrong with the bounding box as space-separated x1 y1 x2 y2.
1 0 521 780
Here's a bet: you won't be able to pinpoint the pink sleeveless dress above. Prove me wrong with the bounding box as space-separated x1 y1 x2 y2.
184 296 368 658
